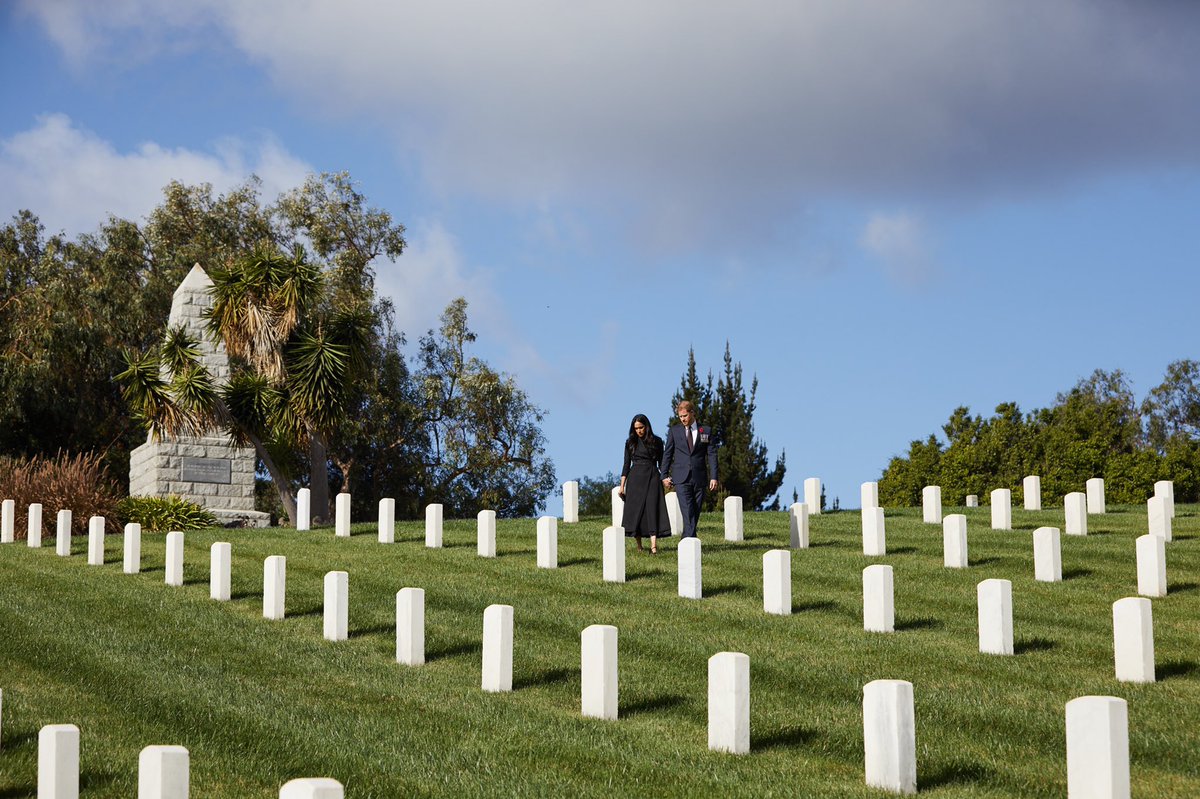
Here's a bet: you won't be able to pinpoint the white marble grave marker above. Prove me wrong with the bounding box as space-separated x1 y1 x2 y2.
724 496 743 542
482 604 514 692
263 556 286 620
377 498 395 543
1065 492 1088 536
922 485 941 524
1033 527 1062 582
138 744 189 799
665 491 682 535
563 480 579 523
279 779 343 799
56 509 71 556
804 477 822 515
707 652 750 754
425 503 444 548
861 481 879 509
943 514 968 568
38 723 80 799
990 489 1012 531
1086 478 1106 514
334 492 351 537
323 571 349 642
581 624 618 720
87 516 105 565
477 509 497 557
1023 475 1042 510
536 516 557 568
165 531 184 586
1065 696 1130 799
296 487 311 531
977 578 1013 655
863 679 916 795
27 503 42 547
0 499 13 543
965 494 978 507
678 537 702 599
862 507 886 556
1112 597 1154 683
210 542 231 601
762 550 791 615
123 523 142 574
396 587 424 666
602 526 625 583
863 565 895 633
1148 496 1171 541
610 486 623 529
789 502 809 548
1135 534 1167 598
1153 479 1175 520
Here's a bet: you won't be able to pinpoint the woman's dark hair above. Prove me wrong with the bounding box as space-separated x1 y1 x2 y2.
626 413 661 452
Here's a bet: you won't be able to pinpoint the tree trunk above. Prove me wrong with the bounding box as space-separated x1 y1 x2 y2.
245 429 297 526
309 432 331 523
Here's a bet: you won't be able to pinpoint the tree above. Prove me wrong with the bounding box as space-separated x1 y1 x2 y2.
1142 359 1200 451
575 472 619 518
670 343 785 511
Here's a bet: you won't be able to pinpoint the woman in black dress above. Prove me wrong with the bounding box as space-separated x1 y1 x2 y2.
619 413 671 553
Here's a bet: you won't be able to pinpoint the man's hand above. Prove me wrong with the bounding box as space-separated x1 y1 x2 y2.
662 477 672 489
708 479 718 491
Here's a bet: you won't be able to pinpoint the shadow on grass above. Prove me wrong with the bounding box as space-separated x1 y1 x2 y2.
0 730 37 750
514 666 577 690
290 605 324 618
1062 567 1093 580
229 590 259 601
625 570 666 583
141 566 164 574
558 557 597 568
889 546 918 555
1158 659 1198 680
896 616 942 632
427 641 482 662
706 583 747 598
621 693 687 718
972 556 1001 566
793 600 839 614
1014 636 1057 654
352 622 395 638
79 772 118 793
921 759 995 790
1173 533 1194 541
1170 581 1198 593
753 724 817 752
497 548 536 557
807 540 839 548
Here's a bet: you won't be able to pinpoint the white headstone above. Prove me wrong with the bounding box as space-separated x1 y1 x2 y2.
762 550 791 615
990 489 1012 531
1065 492 1088 536
396 587 424 666
921 485 941 524
1147 496 1171 541
943 514 968 568
38 723 80 799
562 481 579 523
860 481 879 509
723 496 744 542
0 499 13 543
27 503 42 547
377 498 395 543
425 503 444 548
87 516 105 565
1065 696 1130 799
863 679 916 795
665 491 682 535
1135 534 1167 598
55 510 72 556
977 578 1013 655
610 486 623 529
323 571 348 642
602 526 625 583
789 502 809 549
804 477 822 515
123 523 142 574
536 516 557 568
477 510 497 557
862 507 886 556
279 779 343 799
482 604 514 692
138 744 189 799
1112 597 1154 683
1033 527 1062 582
863 564 895 633
334 492 351 537
296 487 311 531
165 531 184 587
210 542 231 601
707 652 750 754
1153 479 1175 519
263 556 286 620
1086 478 1106 514
678 537 702 599
965 494 978 508
581 624 618 720
1022 475 1041 511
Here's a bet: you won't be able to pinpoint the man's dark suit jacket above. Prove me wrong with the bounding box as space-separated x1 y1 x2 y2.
661 423 718 485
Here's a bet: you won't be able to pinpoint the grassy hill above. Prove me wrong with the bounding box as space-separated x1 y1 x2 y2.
0 504 1197 797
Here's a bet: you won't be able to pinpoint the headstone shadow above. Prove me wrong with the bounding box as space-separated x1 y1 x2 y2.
705 583 746 598
228 590 258 601
621 693 688 718
1169 581 1197 593
1157 659 1198 680
557 557 596 568
971 556 1001 566
1061 567 1093 580
888 546 918 555
752 724 817 752
793 599 839 614
920 759 994 790
427 640 482 662
1013 636 1056 654
513 666 577 690
895 616 942 632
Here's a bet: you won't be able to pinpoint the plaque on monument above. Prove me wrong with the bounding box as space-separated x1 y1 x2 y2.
182 457 232 484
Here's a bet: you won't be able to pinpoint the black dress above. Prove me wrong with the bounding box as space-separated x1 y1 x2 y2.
620 436 671 536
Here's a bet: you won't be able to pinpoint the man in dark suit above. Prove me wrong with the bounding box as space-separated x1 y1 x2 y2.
661 400 719 538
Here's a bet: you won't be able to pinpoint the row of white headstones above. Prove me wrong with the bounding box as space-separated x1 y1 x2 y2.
6 477 1177 797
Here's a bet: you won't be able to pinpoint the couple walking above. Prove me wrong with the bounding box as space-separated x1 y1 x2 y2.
618 400 719 552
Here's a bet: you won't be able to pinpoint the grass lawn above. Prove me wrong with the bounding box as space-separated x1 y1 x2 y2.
1 503 1197 797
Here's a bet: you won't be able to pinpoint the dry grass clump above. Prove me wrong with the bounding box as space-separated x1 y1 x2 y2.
0 452 120 538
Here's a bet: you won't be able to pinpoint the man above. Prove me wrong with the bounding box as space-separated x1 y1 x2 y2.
661 400 719 538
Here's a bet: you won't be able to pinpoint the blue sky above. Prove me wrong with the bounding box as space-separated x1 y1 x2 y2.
3 2 1199 514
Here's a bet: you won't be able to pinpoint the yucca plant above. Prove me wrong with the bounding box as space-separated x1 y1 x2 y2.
116 495 217 532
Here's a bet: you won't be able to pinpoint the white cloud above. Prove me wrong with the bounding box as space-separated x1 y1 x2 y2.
0 114 311 235
860 212 935 285
375 221 477 341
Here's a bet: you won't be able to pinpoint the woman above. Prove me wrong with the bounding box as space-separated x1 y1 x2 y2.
619 413 671 553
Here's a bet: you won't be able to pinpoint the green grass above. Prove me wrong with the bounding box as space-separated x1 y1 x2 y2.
1 505 1197 797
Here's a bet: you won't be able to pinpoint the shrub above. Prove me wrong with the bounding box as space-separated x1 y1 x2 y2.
116 495 218 532
0 452 120 538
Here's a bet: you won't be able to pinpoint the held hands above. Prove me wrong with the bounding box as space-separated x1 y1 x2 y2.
662 477 673 489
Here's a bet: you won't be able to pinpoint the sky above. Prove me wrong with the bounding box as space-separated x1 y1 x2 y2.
3 1 1199 515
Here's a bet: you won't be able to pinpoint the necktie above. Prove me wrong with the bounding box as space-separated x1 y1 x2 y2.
687 426 694 452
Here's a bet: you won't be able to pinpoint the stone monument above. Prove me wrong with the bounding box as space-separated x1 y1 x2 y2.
129 265 270 527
